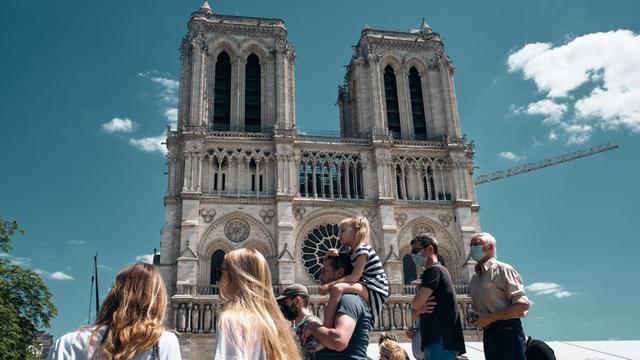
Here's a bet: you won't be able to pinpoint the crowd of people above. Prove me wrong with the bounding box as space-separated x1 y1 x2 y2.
46 216 555 360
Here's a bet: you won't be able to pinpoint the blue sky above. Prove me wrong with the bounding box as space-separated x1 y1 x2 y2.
1 0 638 341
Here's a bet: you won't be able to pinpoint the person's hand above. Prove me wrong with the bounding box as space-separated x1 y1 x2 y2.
471 313 493 329
417 295 437 314
327 248 339 257
318 284 330 295
405 329 416 339
302 322 320 343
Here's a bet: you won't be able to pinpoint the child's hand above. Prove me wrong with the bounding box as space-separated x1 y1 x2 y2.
318 284 330 295
326 248 339 257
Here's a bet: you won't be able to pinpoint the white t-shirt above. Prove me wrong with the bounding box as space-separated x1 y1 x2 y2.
215 312 265 360
46 326 181 360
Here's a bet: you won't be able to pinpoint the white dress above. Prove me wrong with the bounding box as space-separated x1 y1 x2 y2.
46 326 181 360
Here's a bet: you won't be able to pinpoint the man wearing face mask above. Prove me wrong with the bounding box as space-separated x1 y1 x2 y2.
411 234 466 360
469 232 530 360
277 284 324 360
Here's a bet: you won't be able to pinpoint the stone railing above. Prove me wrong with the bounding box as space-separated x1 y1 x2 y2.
171 285 476 334
176 283 470 297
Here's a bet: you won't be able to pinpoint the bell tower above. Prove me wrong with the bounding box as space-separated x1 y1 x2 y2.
338 19 462 141
176 1 296 133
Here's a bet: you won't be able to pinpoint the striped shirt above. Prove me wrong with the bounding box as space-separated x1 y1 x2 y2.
350 244 389 322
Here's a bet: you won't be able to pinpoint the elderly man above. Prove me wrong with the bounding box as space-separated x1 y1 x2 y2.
469 232 530 360
277 284 324 359
304 253 372 359
411 234 466 360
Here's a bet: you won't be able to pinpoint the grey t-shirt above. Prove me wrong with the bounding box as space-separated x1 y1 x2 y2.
315 294 373 360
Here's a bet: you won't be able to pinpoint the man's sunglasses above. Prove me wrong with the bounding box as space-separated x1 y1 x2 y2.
411 247 425 254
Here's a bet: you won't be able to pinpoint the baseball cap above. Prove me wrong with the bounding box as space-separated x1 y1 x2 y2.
276 284 309 301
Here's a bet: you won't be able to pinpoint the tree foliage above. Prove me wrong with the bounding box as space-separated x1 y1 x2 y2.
0 215 57 359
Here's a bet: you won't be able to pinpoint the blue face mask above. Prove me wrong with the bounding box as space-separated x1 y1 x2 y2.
470 245 485 262
412 253 427 267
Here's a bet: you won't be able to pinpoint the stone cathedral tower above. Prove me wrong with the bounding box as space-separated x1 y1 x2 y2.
158 3 481 357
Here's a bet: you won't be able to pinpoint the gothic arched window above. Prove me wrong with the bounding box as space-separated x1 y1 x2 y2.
402 254 418 285
209 249 226 285
383 66 401 139
409 67 427 140
213 52 231 131
245 54 261 132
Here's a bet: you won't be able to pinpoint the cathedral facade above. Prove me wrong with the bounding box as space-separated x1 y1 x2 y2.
158 2 481 357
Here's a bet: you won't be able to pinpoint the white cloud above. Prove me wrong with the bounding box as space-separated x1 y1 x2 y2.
67 240 86 246
164 108 178 129
508 30 640 143
51 271 75 280
498 151 525 161
34 269 75 281
101 117 138 134
150 76 179 104
98 264 112 271
561 123 593 145
547 130 558 141
136 254 154 264
129 134 167 155
9 256 31 266
526 282 574 298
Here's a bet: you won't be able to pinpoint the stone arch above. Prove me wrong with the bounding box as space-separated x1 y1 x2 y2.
379 54 403 75
239 41 271 62
397 216 463 283
197 211 276 284
404 56 429 76
210 38 240 61
293 208 382 283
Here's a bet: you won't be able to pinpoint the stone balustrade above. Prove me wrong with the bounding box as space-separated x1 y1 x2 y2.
171 284 477 334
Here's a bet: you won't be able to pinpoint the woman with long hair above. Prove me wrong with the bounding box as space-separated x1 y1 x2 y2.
47 262 181 360
215 248 301 360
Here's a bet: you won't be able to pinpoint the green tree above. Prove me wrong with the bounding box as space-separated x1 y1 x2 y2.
0 216 57 359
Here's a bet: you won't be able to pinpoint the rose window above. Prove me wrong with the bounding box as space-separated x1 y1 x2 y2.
302 223 345 281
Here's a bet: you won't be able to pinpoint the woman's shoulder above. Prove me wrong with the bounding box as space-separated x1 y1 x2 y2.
159 329 179 344
158 330 182 358
48 327 104 359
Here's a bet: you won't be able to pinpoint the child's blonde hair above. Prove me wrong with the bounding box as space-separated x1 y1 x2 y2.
339 216 370 249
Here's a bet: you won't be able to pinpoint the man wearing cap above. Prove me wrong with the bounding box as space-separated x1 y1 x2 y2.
411 234 466 360
303 253 373 360
277 284 324 360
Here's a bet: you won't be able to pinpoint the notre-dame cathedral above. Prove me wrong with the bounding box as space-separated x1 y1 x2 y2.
157 2 481 357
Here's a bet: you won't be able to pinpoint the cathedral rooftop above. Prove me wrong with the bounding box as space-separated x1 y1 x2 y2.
358 18 440 44
190 2 285 30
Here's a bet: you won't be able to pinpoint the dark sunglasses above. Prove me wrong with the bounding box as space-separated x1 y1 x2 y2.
411 247 425 254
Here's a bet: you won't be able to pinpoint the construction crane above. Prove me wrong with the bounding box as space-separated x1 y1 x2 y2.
474 143 619 185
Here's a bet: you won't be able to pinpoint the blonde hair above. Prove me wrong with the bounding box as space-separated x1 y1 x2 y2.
89 262 168 360
339 216 370 250
219 248 301 360
379 339 409 360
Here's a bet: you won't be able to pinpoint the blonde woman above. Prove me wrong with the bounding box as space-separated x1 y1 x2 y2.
47 262 181 360
215 248 301 360
379 339 410 360
319 216 389 328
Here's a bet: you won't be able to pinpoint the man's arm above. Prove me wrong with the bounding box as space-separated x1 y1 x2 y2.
412 286 434 313
473 302 529 328
306 313 356 352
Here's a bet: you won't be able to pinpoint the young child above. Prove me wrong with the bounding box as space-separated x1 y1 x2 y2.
319 216 389 327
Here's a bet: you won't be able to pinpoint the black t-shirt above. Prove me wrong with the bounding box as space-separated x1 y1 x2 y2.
526 337 556 360
419 262 465 354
